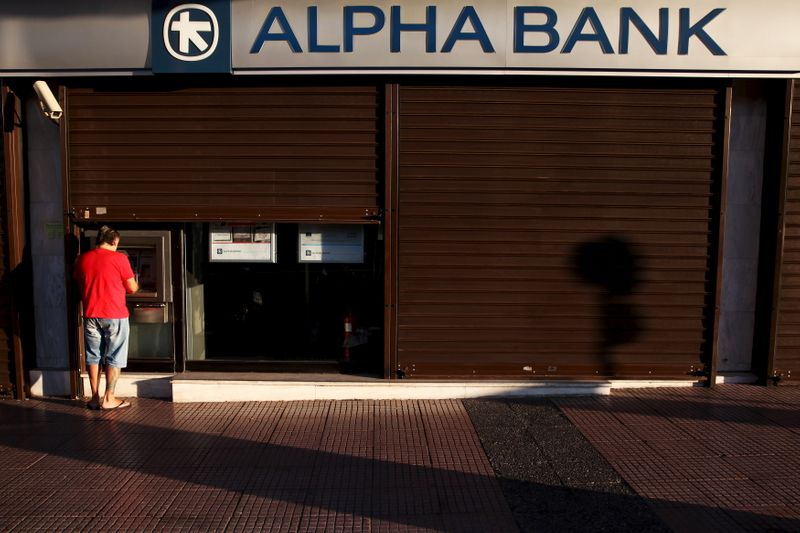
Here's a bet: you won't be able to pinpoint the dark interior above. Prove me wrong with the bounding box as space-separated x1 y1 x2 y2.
186 223 383 372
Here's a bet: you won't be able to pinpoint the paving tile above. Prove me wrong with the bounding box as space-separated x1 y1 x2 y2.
703 478 788 509
199 447 265 469
162 488 241 519
695 436 770 457
29 453 94 471
247 466 317 490
1 516 23 531
725 505 800 533
609 457 696 483
302 488 372 517
625 421 692 441
0 489 57 516
668 420 739 440
0 445 48 470
629 478 720 505
373 487 442 517
295 512 371 533
571 423 641 444
159 431 222 450
9 515 95 532
720 453 795 479
9 468 86 492
183 467 253 491
437 484 508 513
432 469 504 489
370 515 446 533
373 463 438 488
35 488 119 517
121 471 190 492
660 455 750 481
256 446 320 468
100 489 181 517
156 515 233 532
751 477 800 505
59 428 159 451
232 489 306 518
643 438 721 458
146 446 211 468
649 502 746 533
309 464 374 489
225 514 305 533
84 515 163 531
441 511 519 533
734 430 800 454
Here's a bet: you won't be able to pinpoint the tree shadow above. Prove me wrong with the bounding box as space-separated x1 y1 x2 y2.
573 236 642 377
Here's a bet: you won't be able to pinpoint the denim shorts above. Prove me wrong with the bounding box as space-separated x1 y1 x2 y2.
83 318 130 368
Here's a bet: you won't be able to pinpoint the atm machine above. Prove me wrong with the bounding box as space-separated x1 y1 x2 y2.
116 230 174 361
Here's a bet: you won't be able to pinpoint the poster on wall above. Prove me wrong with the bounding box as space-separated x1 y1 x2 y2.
298 225 364 263
209 223 276 262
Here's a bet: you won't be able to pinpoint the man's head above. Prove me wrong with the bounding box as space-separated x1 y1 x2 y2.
96 225 120 248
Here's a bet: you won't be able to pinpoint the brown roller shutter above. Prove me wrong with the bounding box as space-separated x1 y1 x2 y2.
396 84 723 379
771 80 800 384
0 98 13 396
65 85 380 223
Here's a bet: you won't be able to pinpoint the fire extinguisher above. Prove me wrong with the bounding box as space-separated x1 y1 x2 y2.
343 312 353 362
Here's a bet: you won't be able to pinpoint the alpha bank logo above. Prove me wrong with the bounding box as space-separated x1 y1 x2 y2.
163 4 219 61
152 0 231 73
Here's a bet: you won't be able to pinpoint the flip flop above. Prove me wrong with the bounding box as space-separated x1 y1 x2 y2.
85 402 100 411
101 400 131 411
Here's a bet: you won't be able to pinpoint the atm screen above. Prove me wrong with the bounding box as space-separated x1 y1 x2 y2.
123 245 158 294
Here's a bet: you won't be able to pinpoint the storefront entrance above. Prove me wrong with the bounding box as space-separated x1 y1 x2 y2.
184 223 383 373
75 222 384 375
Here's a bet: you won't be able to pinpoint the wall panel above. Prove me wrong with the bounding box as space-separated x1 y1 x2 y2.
771 81 800 383
66 86 381 223
397 84 723 378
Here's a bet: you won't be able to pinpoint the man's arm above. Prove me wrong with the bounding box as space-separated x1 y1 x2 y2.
124 277 139 294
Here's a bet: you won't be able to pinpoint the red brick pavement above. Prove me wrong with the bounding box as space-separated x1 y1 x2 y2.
2 386 799 532
0 399 517 532
555 385 800 533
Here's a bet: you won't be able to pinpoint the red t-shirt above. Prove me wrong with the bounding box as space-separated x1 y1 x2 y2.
73 248 135 319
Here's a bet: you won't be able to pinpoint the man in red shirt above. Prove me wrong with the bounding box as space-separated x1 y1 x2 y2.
74 226 139 410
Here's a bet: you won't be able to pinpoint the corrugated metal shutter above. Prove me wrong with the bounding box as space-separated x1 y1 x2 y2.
772 80 800 383
65 86 380 223
397 84 723 378
0 126 13 395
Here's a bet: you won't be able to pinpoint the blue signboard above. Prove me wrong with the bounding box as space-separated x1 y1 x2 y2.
152 0 231 73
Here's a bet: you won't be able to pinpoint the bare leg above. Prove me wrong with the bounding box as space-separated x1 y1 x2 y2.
87 364 101 408
101 366 122 408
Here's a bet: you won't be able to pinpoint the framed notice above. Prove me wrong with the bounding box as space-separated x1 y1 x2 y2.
298 225 364 264
209 223 276 263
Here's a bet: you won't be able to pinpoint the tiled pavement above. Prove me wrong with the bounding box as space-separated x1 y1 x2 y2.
0 385 798 532
0 399 516 532
555 386 800 532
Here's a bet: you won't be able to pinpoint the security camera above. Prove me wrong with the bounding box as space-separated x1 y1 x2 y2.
32 80 62 122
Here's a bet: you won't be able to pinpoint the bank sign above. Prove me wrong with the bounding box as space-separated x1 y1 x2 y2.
145 0 800 76
1 0 798 76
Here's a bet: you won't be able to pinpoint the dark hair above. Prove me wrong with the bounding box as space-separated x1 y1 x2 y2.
96 225 120 246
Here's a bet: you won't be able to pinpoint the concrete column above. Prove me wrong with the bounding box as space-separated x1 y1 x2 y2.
25 93 70 396
718 81 767 374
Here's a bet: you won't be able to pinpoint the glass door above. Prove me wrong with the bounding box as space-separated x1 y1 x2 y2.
183 223 383 373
